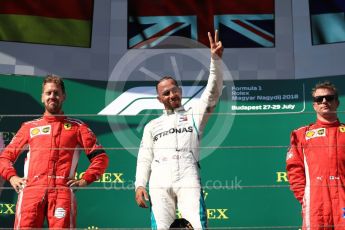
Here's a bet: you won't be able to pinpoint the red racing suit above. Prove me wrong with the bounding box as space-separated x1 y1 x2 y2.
0 114 108 229
286 119 345 229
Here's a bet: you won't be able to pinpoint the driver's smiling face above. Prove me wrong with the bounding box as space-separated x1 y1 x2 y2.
157 79 182 110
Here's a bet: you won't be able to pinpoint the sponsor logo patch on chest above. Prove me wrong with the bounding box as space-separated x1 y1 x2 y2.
305 128 326 140
179 115 188 122
153 126 193 142
30 125 51 138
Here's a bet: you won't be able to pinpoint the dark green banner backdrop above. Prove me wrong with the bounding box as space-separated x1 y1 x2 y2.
1 74 345 229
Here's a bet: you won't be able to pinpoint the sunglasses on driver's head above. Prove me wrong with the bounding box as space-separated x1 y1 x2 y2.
313 95 337 103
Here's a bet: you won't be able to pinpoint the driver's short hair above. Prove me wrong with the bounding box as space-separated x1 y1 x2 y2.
311 81 338 99
43 74 66 95
156 76 179 92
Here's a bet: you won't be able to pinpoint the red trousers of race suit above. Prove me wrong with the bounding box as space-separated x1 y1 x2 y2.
14 185 76 228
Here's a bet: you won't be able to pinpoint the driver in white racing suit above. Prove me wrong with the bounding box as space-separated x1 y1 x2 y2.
135 30 224 229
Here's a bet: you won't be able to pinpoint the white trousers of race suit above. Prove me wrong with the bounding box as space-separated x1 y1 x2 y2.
148 154 207 229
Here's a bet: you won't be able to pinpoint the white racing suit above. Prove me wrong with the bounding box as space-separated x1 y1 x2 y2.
135 58 223 229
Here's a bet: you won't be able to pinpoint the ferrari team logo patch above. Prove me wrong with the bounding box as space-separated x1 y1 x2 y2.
64 123 72 130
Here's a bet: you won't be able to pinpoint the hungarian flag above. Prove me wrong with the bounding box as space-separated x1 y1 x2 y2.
0 0 94 47
310 0 345 45
128 0 274 49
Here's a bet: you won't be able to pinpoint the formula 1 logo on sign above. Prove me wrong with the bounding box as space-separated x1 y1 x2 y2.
99 86 204 116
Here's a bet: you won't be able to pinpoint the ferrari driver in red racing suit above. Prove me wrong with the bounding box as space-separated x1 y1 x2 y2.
286 81 345 229
0 75 108 229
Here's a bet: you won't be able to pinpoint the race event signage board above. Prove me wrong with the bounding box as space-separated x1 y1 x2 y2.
1 75 344 229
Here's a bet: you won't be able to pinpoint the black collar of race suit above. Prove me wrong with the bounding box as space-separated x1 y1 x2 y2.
163 106 186 115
